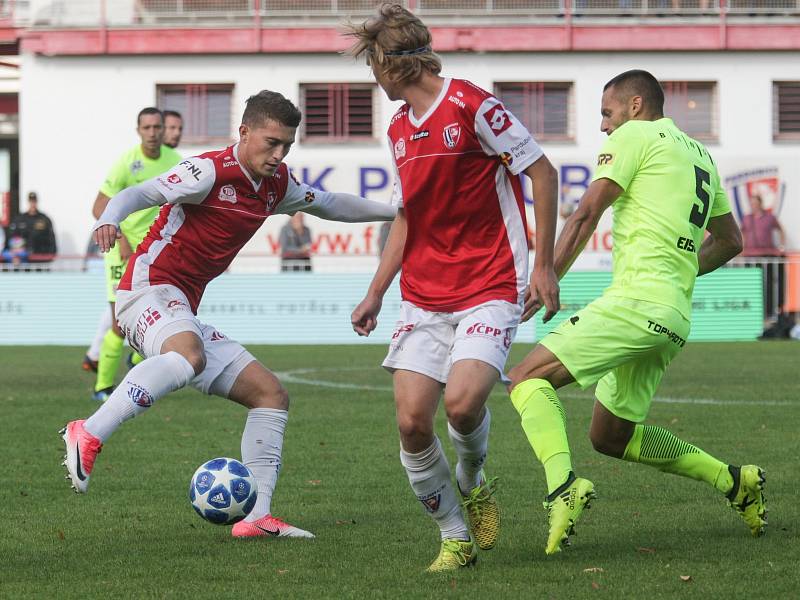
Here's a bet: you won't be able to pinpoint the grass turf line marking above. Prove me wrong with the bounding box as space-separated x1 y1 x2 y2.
275 367 794 407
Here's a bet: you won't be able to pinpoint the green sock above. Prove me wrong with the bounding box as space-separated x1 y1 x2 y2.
95 329 124 391
510 378 573 494
622 424 733 494
130 352 145 366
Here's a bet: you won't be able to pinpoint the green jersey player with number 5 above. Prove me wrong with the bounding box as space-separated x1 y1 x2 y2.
505 69 766 555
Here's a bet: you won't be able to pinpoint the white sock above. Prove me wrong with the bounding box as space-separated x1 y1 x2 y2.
448 408 491 494
400 437 468 541
84 351 195 442
87 306 113 361
242 408 287 522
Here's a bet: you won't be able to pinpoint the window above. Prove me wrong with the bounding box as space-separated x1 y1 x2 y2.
300 83 376 142
156 84 234 144
661 81 717 142
773 81 800 141
494 82 573 141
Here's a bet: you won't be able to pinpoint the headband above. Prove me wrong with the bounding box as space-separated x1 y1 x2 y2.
383 45 432 56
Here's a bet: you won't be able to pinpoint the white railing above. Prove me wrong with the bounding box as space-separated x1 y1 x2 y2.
12 0 800 29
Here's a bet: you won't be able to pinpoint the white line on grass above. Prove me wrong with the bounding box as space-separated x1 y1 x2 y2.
275 367 795 407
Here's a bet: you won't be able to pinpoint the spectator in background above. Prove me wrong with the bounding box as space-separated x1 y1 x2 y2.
279 212 313 272
6 192 57 262
741 194 785 255
163 110 183 149
741 193 787 320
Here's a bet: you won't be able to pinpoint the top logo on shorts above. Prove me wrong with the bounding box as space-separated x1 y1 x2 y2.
218 185 237 204
443 123 461 149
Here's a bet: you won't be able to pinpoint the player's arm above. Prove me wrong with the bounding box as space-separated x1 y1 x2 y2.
292 190 396 223
92 192 111 219
92 182 167 252
554 178 621 279
351 207 406 337
521 155 560 323
698 212 743 276
93 157 214 252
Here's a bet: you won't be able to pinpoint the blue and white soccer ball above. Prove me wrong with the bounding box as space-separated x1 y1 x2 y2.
189 457 257 525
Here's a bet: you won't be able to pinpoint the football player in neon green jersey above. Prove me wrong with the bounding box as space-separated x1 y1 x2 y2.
506 70 766 555
90 107 182 402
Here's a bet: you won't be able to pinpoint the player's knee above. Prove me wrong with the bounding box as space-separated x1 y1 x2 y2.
443 395 480 432
396 414 433 446
507 364 533 390
252 384 289 410
182 348 207 375
589 430 626 458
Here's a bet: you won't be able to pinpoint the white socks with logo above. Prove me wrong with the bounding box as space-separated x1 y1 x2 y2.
84 351 196 442
448 408 491 495
241 407 288 522
400 437 469 541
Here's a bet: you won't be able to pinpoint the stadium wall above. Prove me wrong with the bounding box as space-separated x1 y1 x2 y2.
19 50 800 262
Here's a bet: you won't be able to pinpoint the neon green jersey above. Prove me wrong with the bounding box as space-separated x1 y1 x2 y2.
592 117 731 320
100 144 182 251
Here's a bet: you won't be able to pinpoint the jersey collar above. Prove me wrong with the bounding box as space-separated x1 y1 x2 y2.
408 78 452 129
232 143 262 192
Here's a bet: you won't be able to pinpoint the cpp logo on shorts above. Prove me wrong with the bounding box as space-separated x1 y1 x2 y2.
466 322 503 338
127 382 154 407
482 103 513 136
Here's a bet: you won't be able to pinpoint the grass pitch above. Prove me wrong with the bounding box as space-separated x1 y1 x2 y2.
1 342 798 599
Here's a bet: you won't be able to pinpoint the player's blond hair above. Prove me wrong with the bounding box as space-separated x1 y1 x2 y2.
344 3 441 86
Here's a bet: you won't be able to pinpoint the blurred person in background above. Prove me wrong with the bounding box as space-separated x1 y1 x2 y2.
5 191 57 262
741 193 787 322
279 212 312 272
348 3 560 572
61 89 396 541
88 107 181 401
163 110 183 149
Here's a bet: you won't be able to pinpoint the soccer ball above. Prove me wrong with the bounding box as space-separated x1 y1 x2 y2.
189 457 257 525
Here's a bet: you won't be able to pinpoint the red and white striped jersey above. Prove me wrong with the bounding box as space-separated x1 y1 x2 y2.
388 78 543 312
118 145 321 313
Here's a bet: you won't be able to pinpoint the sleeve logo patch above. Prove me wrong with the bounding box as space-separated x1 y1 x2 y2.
167 173 182 184
597 153 614 166
482 104 513 136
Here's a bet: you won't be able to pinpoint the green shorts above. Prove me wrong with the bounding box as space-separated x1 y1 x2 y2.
540 294 690 423
103 250 127 303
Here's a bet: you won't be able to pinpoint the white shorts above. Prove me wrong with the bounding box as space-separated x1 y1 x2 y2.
116 284 255 398
382 300 522 384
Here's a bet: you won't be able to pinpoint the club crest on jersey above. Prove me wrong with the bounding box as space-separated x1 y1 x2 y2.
266 191 279 211
482 104 513 136
443 123 461 149
394 137 406 159
218 185 237 204
130 160 144 175
167 173 182 184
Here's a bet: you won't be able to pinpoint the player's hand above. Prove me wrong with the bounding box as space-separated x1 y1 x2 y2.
93 224 121 253
523 266 560 323
118 236 134 262
351 293 383 337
